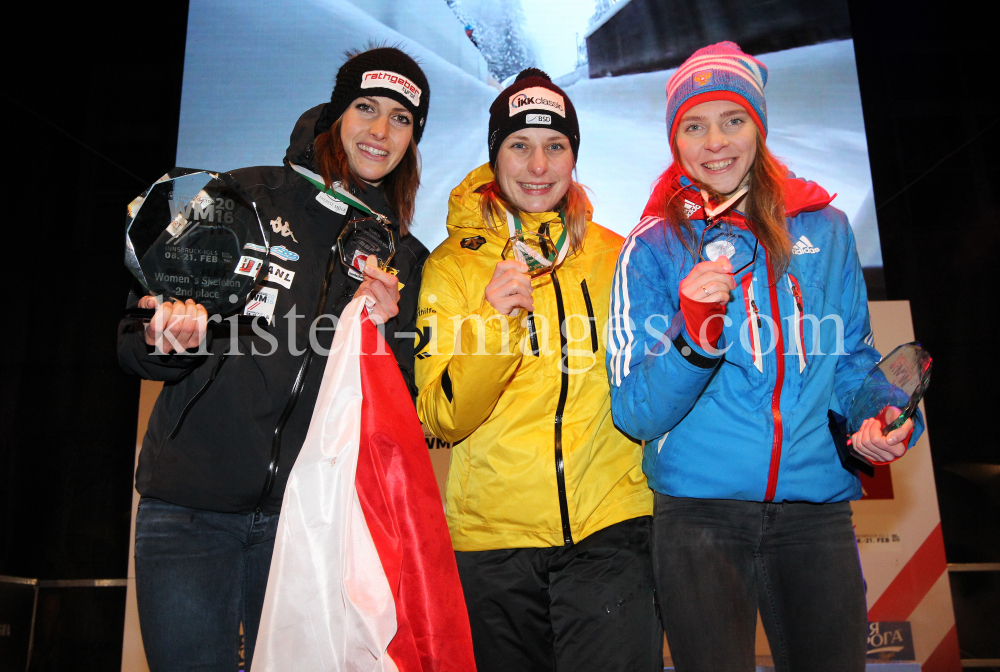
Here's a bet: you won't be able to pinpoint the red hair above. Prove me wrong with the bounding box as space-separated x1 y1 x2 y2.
313 117 420 235
664 131 791 279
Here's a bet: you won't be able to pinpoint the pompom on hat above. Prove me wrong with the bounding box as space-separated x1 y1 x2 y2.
488 68 580 166
316 46 431 144
665 41 768 145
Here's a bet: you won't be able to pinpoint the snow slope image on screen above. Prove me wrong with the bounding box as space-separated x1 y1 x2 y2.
176 0 883 270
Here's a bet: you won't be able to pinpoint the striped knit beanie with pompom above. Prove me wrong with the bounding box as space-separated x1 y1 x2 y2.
665 41 768 145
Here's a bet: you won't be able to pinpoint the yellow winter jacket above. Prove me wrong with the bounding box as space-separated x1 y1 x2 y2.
415 164 652 552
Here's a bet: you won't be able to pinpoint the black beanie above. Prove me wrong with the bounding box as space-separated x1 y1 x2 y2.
317 47 431 144
488 68 580 167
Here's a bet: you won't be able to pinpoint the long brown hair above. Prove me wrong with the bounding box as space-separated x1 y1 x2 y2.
313 117 421 235
665 132 791 278
479 177 589 255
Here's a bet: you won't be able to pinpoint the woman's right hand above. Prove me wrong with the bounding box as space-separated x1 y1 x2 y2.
140 296 209 353
679 258 736 304
484 260 534 316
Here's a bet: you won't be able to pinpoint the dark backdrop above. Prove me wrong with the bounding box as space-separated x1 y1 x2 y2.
1 0 997 667
0 2 190 669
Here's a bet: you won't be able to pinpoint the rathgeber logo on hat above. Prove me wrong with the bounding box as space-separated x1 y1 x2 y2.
361 70 422 106
508 86 566 117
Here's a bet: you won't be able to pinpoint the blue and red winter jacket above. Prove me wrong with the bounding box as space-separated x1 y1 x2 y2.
606 167 923 503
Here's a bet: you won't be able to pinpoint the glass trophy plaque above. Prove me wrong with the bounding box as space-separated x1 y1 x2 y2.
124 168 268 315
502 230 564 279
848 342 933 435
337 215 396 281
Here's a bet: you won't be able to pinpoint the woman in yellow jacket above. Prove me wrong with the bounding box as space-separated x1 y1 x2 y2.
415 69 662 672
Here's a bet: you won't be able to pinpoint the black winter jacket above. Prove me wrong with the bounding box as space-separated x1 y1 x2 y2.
117 104 429 513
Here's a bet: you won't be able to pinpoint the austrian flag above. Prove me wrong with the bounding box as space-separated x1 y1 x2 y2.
252 298 475 672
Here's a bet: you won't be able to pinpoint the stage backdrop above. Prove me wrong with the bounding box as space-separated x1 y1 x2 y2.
174 0 884 272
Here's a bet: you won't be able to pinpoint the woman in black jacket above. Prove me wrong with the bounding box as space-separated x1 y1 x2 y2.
117 46 430 672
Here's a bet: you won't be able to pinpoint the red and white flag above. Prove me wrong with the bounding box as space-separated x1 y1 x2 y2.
252 297 476 672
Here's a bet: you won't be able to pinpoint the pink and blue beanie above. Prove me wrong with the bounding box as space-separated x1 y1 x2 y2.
665 41 768 144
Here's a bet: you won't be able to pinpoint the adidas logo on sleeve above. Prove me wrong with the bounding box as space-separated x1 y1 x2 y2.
792 235 820 255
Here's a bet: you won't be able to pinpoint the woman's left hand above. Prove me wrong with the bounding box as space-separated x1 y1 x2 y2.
850 406 913 463
354 254 401 324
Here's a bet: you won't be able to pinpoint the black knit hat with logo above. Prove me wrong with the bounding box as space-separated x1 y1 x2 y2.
316 47 431 144
488 68 580 166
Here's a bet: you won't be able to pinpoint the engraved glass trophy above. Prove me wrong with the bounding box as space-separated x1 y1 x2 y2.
848 342 932 435
124 168 269 316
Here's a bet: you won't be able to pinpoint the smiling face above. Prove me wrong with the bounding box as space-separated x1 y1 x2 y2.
674 99 758 196
494 128 575 214
339 96 414 185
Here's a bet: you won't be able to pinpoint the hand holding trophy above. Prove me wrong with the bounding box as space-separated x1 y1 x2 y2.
124 169 269 352
831 342 932 475
125 168 269 314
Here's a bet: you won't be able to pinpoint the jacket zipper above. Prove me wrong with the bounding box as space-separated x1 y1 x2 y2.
254 238 342 515
167 354 229 439
527 312 540 356
580 279 599 353
763 252 786 503
788 275 806 373
741 274 763 372
551 269 574 545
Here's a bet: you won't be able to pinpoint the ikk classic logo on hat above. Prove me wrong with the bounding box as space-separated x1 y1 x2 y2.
361 70 423 106
509 87 566 117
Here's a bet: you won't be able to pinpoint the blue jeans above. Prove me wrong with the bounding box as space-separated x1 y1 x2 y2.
652 494 867 672
134 497 279 672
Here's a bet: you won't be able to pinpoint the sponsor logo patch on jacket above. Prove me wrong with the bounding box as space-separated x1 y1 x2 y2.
235 256 264 278
461 236 487 251
270 245 299 262
243 286 278 324
791 235 820 255
270 217 298 242
266 262 295 289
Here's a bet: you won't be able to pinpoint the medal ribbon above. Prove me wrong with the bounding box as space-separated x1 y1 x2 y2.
289 162 390 224
505 210 571 268
700 184 749 220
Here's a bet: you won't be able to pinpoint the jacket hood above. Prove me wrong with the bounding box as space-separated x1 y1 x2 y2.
642 163 835 220
446 163 593 238
283 103 327 168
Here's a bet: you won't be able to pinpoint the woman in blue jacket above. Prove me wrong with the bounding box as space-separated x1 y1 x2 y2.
606 41 921 672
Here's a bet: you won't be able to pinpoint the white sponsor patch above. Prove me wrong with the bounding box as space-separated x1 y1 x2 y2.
361 69 422 107
243 286 278 324
316 191 348 214
509 86 566 117
266 262 295 289
526 113 551 125
234 256 264 278
243 242 267 253
684 199 701 218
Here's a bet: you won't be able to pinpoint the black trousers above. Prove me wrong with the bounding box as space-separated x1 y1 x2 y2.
455 516 663 672
652 494 868 672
